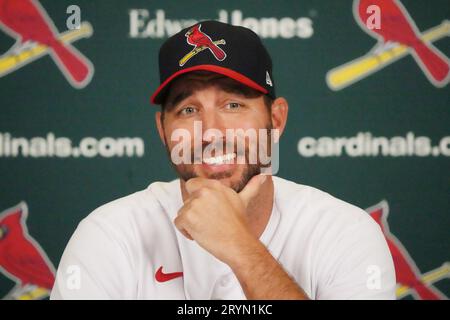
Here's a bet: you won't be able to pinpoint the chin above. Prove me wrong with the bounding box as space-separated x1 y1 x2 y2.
177 164 256 193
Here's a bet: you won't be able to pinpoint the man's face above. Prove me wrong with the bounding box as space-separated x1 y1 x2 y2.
156 73 274 192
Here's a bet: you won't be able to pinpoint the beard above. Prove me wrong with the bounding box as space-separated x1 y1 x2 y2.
174 162 261 193
163 123 273 193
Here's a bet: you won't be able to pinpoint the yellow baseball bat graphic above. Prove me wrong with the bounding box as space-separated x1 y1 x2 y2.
179 39 226 67
0 22 93 77
326 20 450 90
16 286 50 300
396 262 450 299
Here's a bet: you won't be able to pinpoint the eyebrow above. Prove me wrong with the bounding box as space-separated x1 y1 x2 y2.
163 79 260 111
221 85 248 96
164 88 193 111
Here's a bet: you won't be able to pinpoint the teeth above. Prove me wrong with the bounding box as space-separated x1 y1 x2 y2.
203 153 236 165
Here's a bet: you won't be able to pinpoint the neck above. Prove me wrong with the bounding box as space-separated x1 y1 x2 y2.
179 176 274 239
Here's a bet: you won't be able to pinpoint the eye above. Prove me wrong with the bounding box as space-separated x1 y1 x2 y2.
0 225 8 240
225 102 242 110
178 106 197 116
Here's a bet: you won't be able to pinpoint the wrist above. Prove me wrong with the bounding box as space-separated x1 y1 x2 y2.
226 236 269 272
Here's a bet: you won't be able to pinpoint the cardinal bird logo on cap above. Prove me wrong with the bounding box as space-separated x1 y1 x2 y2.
367 200 449 300
179 24 227 67
0 0 94 88
0 202 55 300
326 0 450 90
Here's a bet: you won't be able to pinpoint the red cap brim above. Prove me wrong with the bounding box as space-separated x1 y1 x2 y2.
150 65 268 105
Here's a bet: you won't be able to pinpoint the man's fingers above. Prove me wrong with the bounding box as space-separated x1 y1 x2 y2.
239 174 268 207
180 228 194 241
174 215 194 240
185 177 221 195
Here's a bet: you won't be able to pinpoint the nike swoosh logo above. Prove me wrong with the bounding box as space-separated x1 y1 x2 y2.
155 266 183 282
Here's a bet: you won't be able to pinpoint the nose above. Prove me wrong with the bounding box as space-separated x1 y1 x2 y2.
200 108 226 137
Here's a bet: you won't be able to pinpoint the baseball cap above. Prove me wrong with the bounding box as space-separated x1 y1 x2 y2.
150 20 276 105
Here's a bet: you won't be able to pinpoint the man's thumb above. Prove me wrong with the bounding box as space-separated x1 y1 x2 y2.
239 174 267 207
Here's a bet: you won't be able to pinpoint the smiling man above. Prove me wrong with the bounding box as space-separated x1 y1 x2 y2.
51 21 396 300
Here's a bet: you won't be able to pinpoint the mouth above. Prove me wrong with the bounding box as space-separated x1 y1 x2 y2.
201 152 237 173
203 152 236 165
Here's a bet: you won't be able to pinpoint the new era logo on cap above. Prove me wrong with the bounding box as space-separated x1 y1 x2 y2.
266 71 273 87
150 20 276 104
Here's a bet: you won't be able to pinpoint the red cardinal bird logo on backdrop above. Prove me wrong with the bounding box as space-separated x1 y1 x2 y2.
326 0 450 90
366 200 449 300
355 0 450 86
179 24 226 66
0 202 55 300
0 0 94 88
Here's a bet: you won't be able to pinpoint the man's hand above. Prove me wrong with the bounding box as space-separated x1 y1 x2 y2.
174 174 266 265
175 174 309 299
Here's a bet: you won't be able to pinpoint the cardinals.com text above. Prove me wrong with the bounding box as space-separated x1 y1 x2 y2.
0 132 144 158
298 132 450 158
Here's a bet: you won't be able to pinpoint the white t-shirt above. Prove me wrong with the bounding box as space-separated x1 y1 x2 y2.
50 176 396 300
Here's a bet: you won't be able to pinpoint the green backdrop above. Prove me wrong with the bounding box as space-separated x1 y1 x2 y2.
0 0 448 299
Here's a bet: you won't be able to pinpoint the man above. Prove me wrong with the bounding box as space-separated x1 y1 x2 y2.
51 21 396 300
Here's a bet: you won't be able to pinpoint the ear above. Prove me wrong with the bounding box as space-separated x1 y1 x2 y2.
271 97 289 138
155 111 166 146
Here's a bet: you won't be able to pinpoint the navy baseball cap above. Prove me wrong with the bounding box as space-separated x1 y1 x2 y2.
150 20 276 105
